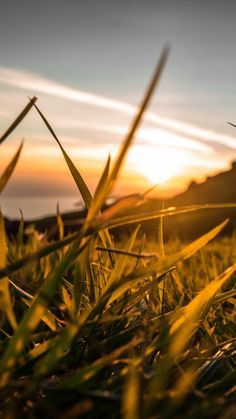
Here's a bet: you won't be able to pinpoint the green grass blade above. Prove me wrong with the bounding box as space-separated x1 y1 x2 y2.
0 278 18 331
122 362 141 419
0 212 17 331
0 206 231 282
34 227 141 378
110 268 174 309
32 101 114 253
111 221 227 307
56 203 64 240
0 142 23 193
159 219 229 269
22 298 58 331
109 46 169 185
16 210 24 259
56 338 142 390
96 246 157 260
112 220 229 310
213 288 236 304
103 225 140 293
170 263 236 357
0 231 82 280
0 210 7 268
86 46 170 221
0 237 84 387
0 97 37 144
94 203 236 231
93 154 110 200
32 101 92 208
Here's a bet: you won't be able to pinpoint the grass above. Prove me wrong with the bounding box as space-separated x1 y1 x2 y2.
0 48 235 418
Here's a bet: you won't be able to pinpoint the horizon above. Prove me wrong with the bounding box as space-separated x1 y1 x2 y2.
1 0 236 218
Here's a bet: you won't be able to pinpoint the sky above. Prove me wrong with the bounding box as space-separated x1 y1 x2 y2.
1 0 236 217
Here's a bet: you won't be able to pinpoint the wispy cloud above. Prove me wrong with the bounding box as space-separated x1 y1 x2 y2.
0 66 236 151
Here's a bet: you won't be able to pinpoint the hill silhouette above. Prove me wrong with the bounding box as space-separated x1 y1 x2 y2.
5 162 236 240
170 161 236 206
163 161 236 239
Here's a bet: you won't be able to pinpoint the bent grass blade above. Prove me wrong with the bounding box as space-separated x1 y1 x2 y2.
0 207 233 282
0 237 84 387
86 46 170 223
34 227 140 378
0 142 23 193
169 263 236 358
0 97 37 145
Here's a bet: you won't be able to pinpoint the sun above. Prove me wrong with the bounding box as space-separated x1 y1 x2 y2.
130 146 190 185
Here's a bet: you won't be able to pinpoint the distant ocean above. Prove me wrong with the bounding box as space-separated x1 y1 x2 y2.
0 196 83 220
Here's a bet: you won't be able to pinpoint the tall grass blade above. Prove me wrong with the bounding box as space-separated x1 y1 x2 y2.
57 339 142 390
96 203 236 231
0 207 232 282
0 211 17 330
0 142 23 193
122 362 141 419
0 97 37 144
32 101 113 252
16 210 24 259
0 210 7 268
32 101 92 208
34 227 140 378
0 237 83 387
57 203 64 240
93 154 110 200
0 231 82 280
170 263 236 357
86 46 170 221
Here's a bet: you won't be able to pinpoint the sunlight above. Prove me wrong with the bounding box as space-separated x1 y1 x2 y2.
130 146 193 185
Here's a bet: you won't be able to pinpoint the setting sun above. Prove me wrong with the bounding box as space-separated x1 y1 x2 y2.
130 146 191 185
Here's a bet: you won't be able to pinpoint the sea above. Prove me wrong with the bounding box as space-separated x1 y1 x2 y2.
0 196 83 220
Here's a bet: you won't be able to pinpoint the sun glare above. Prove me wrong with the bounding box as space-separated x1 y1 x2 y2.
130 146 191 185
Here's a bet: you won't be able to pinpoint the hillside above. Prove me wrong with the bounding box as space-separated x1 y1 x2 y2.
163 161 236 238
5 162 236 240
170 161 236 206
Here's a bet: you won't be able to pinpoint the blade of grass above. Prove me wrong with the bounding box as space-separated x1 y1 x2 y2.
0 236 85 387
86 46 170 222
94 203 236 231
96 246 157 260
34 227 141 378
0 142 23 193
31 100 92 209
0 211 17 330
112 220 229 311
31 100 114 256
122 362 141 419
93 154 110 200
0 206 233 282
213 288 236 304
56 338 142 390
0 97 37 144
169 263 236 358
0 231 82 280
16 210 24 259
56 203 64 240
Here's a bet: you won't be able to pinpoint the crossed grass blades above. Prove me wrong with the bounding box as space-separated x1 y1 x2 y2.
0 47 235 418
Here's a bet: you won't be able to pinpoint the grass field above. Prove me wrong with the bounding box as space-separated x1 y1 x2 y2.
0 49 235 418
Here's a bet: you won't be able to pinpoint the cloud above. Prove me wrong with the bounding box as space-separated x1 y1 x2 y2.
0 65 236 152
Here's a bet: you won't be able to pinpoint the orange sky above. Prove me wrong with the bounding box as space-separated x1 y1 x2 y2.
0 66 235 205
2 1 236 218
0 130 230 201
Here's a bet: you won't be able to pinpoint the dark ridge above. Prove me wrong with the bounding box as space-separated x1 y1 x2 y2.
4 161 236 241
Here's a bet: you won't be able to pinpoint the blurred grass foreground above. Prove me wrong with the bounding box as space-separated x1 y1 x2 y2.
0 48 235 418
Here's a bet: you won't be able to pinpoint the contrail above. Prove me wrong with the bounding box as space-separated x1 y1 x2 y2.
0 66 235 149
